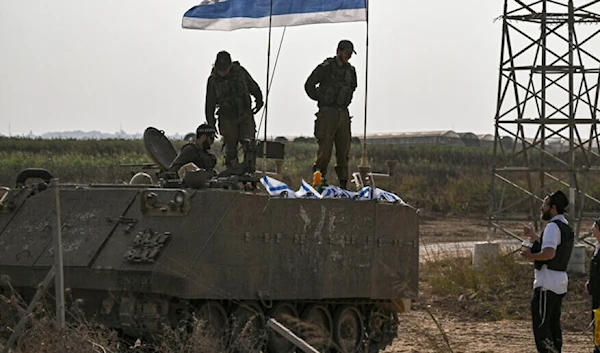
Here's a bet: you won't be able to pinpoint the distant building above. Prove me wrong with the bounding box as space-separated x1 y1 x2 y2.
283 130 520 150
364 130 466 147
477 134 495 148
458 132 480 147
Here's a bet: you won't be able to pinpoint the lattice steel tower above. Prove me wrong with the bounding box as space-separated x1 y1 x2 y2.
489 0 600 239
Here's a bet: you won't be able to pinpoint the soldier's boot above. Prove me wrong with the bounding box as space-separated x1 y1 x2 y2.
334 166 348 190
242 139 257 174
224 143 239 168
321 176 329 189
339 179 348 190
220 151 242 177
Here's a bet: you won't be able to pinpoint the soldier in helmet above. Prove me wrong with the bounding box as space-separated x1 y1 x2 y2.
304 40 358 190
205 51 264 173
168 123 217 174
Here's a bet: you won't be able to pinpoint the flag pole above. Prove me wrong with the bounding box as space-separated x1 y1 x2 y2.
262 0 274 176
360 0 370 170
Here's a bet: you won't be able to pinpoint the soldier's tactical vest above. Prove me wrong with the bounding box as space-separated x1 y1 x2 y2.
317 58 357 108
532 219 574 271
182 143 217 170
213 62 251 116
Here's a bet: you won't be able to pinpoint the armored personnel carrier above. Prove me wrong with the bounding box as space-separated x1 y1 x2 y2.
0 128 419 353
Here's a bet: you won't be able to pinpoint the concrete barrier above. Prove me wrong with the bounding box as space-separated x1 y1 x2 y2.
567 245 587 274
472 243 500 267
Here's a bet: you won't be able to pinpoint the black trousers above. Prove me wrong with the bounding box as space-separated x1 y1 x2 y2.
531 287 565 353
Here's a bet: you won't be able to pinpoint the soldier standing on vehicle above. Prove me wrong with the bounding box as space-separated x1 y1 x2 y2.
304 40 358 190
205 51 264 174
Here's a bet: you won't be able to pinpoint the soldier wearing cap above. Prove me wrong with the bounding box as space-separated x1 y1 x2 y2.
304 40 358 190
205 51 264 172
168 123 218 174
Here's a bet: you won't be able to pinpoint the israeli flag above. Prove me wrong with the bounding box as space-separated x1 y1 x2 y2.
260 175 297 198
374 188 407 204
353 187 406 203
296 180 322 199
321 186 357 199
183 0 367 31
355 187 373 201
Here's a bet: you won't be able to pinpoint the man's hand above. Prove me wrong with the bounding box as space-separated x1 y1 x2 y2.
586 280 591 295
252 100 264 114
520 247 534 261
523 223 539 242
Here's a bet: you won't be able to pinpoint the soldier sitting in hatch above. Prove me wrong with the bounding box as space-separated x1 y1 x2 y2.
168 124 217 177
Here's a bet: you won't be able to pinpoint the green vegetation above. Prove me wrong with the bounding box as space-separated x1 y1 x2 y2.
2 137 599 215
421 250 589 331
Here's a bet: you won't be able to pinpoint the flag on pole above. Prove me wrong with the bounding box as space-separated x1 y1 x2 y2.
182 0 367 31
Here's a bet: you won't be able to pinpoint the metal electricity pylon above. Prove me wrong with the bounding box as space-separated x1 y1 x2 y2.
489 0 600 239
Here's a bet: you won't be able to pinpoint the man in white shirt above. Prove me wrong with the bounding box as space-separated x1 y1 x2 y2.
521 190 574 353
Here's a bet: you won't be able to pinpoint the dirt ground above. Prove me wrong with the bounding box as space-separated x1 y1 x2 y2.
389 215 596 353
419 214 597 244
419 214 535 244
389 310 592 353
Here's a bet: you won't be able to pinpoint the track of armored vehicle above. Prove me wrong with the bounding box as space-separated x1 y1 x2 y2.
0 128 419 353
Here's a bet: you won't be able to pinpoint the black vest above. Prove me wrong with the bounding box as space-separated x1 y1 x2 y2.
590 249 600 303
532 219 574 271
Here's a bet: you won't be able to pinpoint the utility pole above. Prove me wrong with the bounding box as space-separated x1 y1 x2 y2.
51 178 65 328
489 0 600 239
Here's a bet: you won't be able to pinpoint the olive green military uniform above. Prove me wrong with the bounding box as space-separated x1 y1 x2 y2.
168 142 217 173
205 62 263 167
305 57 357 185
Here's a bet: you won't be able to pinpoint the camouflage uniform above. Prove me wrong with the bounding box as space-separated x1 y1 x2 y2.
205 61 263 168
304 55 357 187
168 143 217 173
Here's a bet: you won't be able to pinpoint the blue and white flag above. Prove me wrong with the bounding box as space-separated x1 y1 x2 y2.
259 176 408 204
374 188 407 204
296 180 322 199
183 0 367 31
355 187 374 201
260 175 297 198
321 186 357 199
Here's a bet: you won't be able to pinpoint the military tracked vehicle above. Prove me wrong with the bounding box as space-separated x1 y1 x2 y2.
0 128 419 353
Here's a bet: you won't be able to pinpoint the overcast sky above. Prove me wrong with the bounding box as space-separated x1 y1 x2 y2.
0 0 503 137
